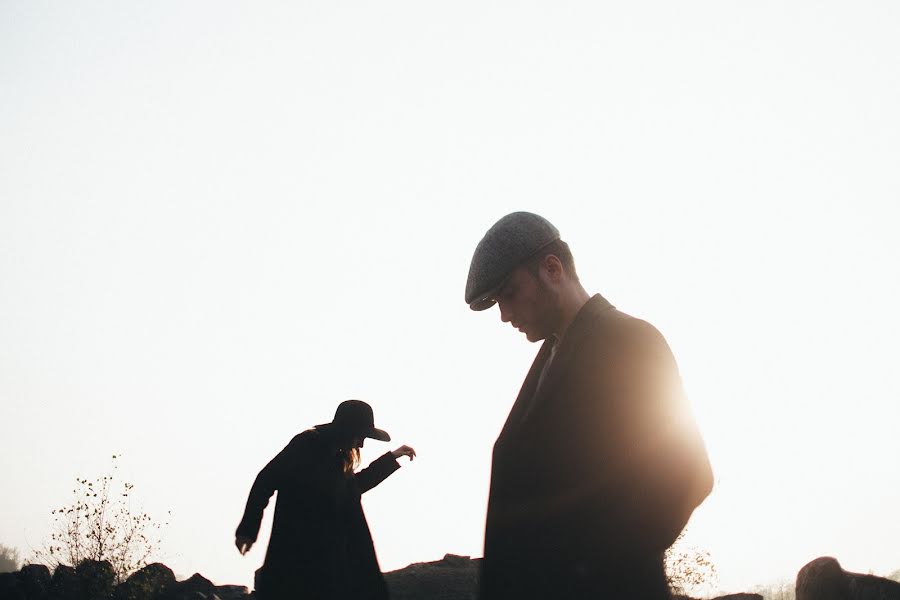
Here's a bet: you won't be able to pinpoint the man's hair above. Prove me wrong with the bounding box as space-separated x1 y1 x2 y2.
524 239 579 282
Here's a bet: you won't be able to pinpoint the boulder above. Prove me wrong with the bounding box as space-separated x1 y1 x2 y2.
114 563 176 600
797 556 900 600
18 564 52 600
48 565 81 600
439 554 473 568
158 573 215 600
212 585 248 600
384 554 480 600
848 572 900 600
75 560 115 600
384 553 768 600
798 557 851 600
0 571 26 600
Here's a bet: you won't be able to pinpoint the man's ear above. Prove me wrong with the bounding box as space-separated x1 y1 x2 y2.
543 254 565 282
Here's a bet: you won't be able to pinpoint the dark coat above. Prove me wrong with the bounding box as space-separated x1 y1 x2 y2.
479 294 714 600
236 427 400 600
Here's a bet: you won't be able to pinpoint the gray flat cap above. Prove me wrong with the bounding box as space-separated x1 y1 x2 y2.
465 212 560 311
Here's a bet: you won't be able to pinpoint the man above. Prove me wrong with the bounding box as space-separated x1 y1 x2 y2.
466 212 713 600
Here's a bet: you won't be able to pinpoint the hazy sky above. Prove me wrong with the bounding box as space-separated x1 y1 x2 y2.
2 1 899 595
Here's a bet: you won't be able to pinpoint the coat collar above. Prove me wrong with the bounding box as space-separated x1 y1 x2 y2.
497 294 615 438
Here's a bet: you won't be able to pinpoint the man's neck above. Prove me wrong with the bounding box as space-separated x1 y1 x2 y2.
553 283 591 340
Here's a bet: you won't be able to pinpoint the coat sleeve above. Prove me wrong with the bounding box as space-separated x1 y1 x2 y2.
585 319 713 554
353 452 401 494
235 434 309 542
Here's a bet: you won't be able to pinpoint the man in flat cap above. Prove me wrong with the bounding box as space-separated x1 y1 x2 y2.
466 212 713 600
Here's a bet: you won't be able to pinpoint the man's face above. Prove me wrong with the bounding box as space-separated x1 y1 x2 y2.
493 264 560 342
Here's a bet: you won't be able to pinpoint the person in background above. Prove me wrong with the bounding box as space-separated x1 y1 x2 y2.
235 400 416 600
465 212 713 600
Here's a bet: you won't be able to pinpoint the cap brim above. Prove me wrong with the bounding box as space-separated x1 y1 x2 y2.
468 277 509 311
368 428 391 442
469 296 496 311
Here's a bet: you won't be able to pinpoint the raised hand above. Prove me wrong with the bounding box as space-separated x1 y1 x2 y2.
391 445 417 461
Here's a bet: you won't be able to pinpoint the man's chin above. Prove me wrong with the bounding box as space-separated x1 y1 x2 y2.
524 330 546 343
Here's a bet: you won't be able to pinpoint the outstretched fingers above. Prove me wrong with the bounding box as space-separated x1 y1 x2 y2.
392 445 417 461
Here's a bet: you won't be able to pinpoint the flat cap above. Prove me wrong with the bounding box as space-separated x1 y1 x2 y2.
465 211 560 311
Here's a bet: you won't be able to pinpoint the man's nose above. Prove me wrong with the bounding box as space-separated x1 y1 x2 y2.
498 303 512 323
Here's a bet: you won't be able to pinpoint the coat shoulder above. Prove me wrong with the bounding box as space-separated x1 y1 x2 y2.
577 307 677 373
584 305 666 348
286 428 329 455
606 307 658 333
291 428 318 443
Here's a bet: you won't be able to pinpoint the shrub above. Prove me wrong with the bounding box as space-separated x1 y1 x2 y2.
665 530 718 597
32 455 168 582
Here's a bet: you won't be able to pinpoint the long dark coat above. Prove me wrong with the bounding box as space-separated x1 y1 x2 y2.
236 427 399 600
479 294 714 600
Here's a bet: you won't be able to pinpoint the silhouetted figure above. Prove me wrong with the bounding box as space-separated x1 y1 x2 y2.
235 400 415 600
465 212 713 600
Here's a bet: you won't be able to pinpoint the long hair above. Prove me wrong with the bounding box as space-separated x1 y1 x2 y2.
316 424 361 475
339 446 361 475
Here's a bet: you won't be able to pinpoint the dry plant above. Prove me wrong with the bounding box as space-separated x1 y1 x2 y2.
32 455 168 583
665 529 718 597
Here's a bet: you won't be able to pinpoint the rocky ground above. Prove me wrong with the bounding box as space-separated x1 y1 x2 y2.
385 554 480 600
1 554 898 599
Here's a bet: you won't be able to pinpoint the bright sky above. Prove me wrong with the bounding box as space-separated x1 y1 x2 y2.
2 1 899 595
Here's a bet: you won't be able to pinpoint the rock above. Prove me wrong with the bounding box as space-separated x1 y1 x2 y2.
75 560 115 600
159 573 215 600
0 571 26 600
797 556 900 600
713 595 763 600
18 564 52 600
798 557 851 600
114 563 176 600
48 565 81 600
848 572 900 600
384 555 480 600
212 585 248 600
440 554 472 568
